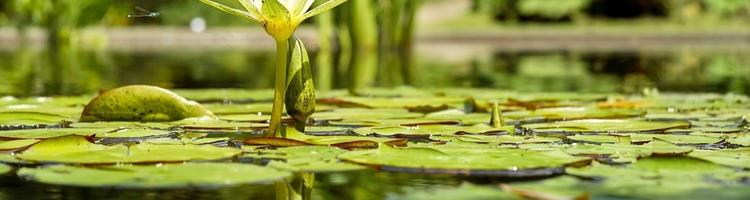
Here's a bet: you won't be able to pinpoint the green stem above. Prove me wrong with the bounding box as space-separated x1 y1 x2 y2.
268 38 290 136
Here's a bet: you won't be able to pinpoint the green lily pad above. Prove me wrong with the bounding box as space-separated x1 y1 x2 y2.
523 119 690 134
0 128 116 139
312 108 422 121
245 128 406 149
69 121 174 129
353 124 512 136
504 107 644 121
244 146 365 172
441 135 562 144
18 163 290 188
633 133 724 145
0 163 11 174
339 145 589 176
566 134 629 144
563 140 693 163
0 112 69 126
144 137 229 145
92 129 174 138
0 153 33 164
0 139 39 150
727 134 750 146
689 148 750 168
80 85 215 122
423 110 491 125
17 135 241 164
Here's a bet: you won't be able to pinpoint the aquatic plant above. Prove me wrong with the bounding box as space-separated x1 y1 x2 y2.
198 0 348 135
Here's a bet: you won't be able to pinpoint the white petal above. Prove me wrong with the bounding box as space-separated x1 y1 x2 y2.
251 0 263 10
279 0 296 11
300 0 314 14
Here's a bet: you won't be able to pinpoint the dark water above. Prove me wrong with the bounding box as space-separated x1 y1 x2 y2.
1 48 749 96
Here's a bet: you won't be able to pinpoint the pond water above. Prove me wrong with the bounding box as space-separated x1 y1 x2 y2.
1 47 749 96
0 45 749 200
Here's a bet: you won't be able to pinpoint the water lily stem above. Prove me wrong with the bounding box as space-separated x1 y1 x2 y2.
268 38 290 136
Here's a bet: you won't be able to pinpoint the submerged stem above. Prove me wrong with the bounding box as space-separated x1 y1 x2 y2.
268 38 290 136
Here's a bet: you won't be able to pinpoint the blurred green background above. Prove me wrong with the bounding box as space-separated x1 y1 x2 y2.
0 0 749 96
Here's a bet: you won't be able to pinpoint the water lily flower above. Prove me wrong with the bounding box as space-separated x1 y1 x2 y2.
199 0 348 40
199 0 348 136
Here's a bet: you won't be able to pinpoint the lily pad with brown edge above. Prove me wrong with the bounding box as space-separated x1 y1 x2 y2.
17 135 241 164
17 163 290 188
339 144 589 177
80 85 215 122
242 146 365 172
0 128 116 139
0 139 40 150
522 119 690 134
689 148 750 168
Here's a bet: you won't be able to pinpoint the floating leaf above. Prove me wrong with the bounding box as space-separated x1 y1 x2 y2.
92 129 174 138
353 124 511 136
0 139 40 150
0 128 116 139
727 134 750 146
0 163 11 174
339 145 588 176
17 135 241 164
80 85 215 122
523 119 689 134
689 148 750 168
0 112 69 126
504 107 644 122
18 163 290 188
244 146 365 172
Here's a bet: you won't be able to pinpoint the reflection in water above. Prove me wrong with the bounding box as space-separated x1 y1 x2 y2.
1 48 749 96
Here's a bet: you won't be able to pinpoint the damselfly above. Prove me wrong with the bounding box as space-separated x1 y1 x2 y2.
127 6 160 18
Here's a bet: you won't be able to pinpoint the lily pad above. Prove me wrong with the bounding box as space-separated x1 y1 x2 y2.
353 124 512 136
80 85 215 122
18 163 290 188
17 135 242 164
339 145 589 176
0 139 40 150
522 119 690 134
504 107 644 122
0 128 116 139
244 146 365 172
0 112 69 126
689 148 750 168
